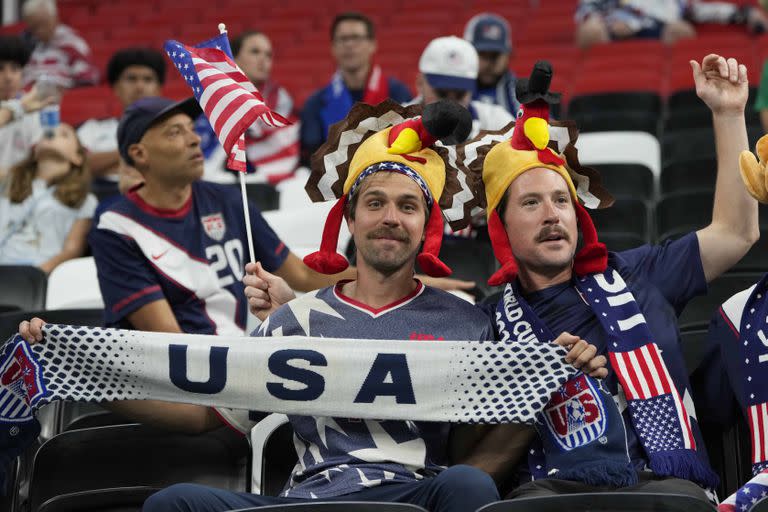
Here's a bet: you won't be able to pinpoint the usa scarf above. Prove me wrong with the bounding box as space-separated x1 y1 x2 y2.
320 64 388 137
717 274 768 511
497 267 718 488
0 324 577 488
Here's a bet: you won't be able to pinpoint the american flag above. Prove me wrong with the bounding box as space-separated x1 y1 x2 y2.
164 33 290 172
0 339 45 422
610 343 696 450
719 469 768 512
749 403 768 468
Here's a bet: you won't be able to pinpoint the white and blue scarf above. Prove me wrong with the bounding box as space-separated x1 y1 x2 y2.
0 323 576 490
496 267 719 488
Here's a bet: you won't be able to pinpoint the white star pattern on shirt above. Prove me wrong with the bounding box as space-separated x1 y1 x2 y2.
286 290 345 336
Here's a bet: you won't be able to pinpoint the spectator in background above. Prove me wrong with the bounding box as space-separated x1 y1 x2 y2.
91 96 360 336
77 48 165 184
576 0 768 49
409 36 513 138
21 0 99 89
463 13 520 115
0 123 96 274
300 12 412 165
198 30 299 186
0 35 46 175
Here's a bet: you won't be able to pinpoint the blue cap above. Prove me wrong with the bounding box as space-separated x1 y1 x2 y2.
463 13 512 53
117 96 202 165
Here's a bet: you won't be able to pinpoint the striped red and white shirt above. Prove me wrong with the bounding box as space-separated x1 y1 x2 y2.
23 24 99 89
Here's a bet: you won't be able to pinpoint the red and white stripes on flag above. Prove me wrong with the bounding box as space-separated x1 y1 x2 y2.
749 403 768 465
609 343 697 449
166 39 291 173
192 47 290 172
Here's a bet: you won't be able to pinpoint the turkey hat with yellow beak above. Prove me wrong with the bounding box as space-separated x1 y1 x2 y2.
459 60 613 286
304 99 479 277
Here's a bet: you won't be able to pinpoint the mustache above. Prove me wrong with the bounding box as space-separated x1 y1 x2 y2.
367 227 410 243
536 225 570 243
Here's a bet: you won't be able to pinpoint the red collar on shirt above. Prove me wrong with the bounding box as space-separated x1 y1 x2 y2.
127 183 193 219
333 279 424 315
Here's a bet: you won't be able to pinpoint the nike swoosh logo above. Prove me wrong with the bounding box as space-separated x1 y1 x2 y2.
151 249 169 260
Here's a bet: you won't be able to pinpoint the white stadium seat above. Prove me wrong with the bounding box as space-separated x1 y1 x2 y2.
46 257 104 310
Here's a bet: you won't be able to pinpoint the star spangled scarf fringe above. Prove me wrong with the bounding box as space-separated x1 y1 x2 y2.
498 268 718 489
0 324 576 426
580 270 717 489
496 282 637 488
718 274 768 511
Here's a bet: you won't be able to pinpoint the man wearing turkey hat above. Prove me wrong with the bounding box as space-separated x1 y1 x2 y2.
141 100 508 512
463 54 759 500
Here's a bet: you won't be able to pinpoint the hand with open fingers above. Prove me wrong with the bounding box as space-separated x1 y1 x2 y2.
243 261 296 321
18 317 46 344
554 332 609 379
691 54 749 115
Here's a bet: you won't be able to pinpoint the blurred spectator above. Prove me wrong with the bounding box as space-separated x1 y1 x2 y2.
299 12 412 165
198 30 299 185
0 35 45 175
21 0 99 89
463 13 520 115
576 0 768 49
91 97 356 335
77 48 165 182
77 48 165 186
410 36 513 138
0 123 96 273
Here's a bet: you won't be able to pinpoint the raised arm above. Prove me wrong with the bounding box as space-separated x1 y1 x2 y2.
692 54 760 282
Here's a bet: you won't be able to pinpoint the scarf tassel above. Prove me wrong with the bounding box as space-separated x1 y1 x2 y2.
554 460 638 488
648 450 720 489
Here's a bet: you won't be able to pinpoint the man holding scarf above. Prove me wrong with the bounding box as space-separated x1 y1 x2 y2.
459 53 758 501
299 12 412 166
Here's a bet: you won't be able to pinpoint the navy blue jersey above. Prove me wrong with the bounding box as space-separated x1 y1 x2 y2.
496 233 707 477
218 281 493 498
89 181 289 335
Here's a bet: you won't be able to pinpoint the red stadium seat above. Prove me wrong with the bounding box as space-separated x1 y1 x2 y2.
60 85 118 127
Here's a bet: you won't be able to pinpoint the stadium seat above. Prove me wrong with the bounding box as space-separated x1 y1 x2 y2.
230 504 429 512
263 203 351 259
590 199 649 241
250 413 294 496
245 183 281 212
661 159 717 196
598 233 647 252
662 128 717 166
45 257 103 310
0 265 47 312
476 493 716 511
27 424 250 512
576 132 661 182
731 231 768 273
568 93 661 118
678 272 763 330
424 236 496 300
0 308 103 345
656 191 713 242
589 163 654 201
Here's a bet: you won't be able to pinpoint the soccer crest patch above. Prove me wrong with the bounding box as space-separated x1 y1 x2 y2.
542 374 606 451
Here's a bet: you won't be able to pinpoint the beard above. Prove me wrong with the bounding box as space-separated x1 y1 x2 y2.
357 227 418 276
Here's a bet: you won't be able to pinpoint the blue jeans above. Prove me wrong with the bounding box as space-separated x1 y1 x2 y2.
142 464 499 512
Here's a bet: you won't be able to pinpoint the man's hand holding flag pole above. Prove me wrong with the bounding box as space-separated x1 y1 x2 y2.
164 23 291 264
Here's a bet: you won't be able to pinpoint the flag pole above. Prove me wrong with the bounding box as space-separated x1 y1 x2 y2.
219 22 256 265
